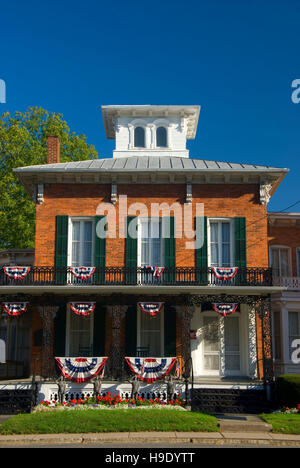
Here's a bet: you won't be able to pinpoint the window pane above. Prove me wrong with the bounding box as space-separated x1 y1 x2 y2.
69 312 93 356
280 249 289 276
83 221 92 242
134 127 145 147
156 127 167 147
72 221 80 241
221 223 230 243
139 311 162 356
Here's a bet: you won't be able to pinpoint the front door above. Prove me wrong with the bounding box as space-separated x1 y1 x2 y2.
191 310 243 378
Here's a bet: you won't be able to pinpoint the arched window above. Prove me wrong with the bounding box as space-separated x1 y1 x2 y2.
156 126 167 147
134 127 145 148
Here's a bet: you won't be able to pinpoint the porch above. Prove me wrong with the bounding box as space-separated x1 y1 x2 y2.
0 291 274 398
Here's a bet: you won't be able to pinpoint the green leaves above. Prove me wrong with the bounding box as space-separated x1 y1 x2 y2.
0 106 98 249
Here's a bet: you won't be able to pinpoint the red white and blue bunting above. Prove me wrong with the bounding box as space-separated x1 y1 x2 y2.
211 267 239 281
69 302 96 316
2 302 29 316
212 303 239 317
55 357 107 383
125 357 177 383
3 266 31 280
148 266 165 279
70 267 96 280
138 302 164 317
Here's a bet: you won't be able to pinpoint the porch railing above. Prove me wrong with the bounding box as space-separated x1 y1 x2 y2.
0 266 273 287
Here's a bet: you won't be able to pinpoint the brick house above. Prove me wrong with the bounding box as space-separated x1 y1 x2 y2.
268 212 300 375
0 105 290 408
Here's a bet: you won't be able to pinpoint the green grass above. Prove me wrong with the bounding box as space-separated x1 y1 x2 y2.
260 413 300 435
0 409 219 435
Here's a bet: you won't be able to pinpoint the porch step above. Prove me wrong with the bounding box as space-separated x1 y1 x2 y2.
217 414 272 432
191 388 272 414
0 390 33 415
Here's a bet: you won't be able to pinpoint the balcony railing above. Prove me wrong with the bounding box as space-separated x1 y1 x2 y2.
273 276 300 291
0 267 273 287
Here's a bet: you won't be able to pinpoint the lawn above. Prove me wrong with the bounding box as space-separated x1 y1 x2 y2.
260 413 300 435
0 409 219 435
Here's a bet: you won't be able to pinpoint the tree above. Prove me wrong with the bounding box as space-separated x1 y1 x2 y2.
0 107 98 249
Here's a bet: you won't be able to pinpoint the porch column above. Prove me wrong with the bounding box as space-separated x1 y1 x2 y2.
176 305 194 377
38 305 59 379
256 297 273 386
248 304 258 379
107 305 128 379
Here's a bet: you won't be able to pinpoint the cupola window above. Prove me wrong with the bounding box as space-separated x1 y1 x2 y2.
134 127 145 148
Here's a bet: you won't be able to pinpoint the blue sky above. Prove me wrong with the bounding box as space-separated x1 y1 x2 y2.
1 0 300 211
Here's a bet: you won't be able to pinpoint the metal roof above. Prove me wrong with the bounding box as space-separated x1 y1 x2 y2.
13 156 289 174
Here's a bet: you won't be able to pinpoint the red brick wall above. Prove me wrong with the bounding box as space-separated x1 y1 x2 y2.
35 182 268 268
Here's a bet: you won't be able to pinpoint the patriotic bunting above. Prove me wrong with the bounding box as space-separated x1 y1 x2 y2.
55 357 107 383
212 303 239 316
69 267 95 280
69 302 96 316
211 267 239 281
3 266 31 280
125 357 177 383
138 302 164 317
148 266 165 279
2 302 29 316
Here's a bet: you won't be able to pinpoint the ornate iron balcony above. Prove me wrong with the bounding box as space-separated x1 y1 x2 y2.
0 266 273 287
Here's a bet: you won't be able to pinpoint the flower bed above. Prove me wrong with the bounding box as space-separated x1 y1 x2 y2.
36 393 187 412
272 404 300 415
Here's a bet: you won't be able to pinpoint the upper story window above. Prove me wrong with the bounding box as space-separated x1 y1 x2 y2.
134 127 145 148
209 219 233 267
270 246 291 277
138 218 164 267
156 126 167 147
70 218 94 267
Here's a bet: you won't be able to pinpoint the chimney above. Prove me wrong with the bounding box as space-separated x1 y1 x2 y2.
47 135 60 164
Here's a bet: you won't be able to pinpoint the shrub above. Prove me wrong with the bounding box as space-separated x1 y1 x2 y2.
276 374 300 407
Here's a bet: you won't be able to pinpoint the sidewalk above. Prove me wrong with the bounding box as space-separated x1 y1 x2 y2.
0 430 299 446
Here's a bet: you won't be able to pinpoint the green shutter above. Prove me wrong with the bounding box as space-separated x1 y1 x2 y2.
55 215 68 284
234 217 247 268
94 216 106 283
126 217 137 284
234 217 247 284
164 217 176 283
125 305 137 356
93 304 106 356
195 216 208 284
54 304 67 357
164 304 176 357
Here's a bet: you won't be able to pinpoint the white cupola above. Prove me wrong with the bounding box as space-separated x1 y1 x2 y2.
101 105 200 158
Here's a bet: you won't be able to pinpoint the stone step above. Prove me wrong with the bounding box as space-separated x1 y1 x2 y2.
217 414 273 433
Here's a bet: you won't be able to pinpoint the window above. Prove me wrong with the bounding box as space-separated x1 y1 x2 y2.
134 127 145 148
156 126 167 147
137 307 164 357
271 247 290 277
288 311 300 361
66 306 93 356
297 248 300 276
70 219 93 266
209 220 233 267
138 218 164 267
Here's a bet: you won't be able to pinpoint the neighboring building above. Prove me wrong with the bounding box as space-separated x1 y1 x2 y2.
268 212 300 375
0 105 290 408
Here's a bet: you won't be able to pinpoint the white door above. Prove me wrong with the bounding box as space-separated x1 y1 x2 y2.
191 311 243 378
